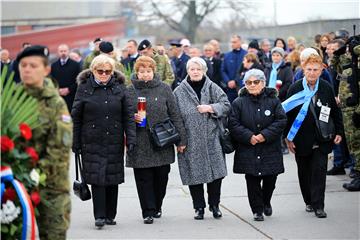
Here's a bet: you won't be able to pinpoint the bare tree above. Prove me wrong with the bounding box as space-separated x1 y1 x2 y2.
138 0 253 43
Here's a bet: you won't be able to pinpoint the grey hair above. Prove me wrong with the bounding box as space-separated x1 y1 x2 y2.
243 69 266 84
300 48 319 61
186 57 208 72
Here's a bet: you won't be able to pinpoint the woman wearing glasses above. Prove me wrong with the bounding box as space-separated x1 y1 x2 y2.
228 69 287 221
72 54 136 228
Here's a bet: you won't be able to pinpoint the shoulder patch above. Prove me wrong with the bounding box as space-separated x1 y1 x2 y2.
61 114 72 123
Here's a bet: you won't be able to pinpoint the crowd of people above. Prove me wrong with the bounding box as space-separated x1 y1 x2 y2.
1 28 359 239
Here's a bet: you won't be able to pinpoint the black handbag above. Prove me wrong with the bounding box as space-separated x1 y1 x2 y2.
216 118 235 154
73 153 91 201
209 83 235 154
149 118 181 149
309 102 336 142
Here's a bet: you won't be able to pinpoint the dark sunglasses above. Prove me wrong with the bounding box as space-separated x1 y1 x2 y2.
245 80 261 86
96 69 112 75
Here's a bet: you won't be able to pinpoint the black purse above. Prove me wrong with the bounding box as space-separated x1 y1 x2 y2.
209 84 235 154
149 118 181 149
309 102 336 142
73 153 91 201
216 118 235 154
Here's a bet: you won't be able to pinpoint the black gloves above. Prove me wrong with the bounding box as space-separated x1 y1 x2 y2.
127 144 135 156
352 112 360 128
72 147 81 154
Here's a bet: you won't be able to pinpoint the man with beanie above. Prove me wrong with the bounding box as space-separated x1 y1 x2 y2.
99 41 125 74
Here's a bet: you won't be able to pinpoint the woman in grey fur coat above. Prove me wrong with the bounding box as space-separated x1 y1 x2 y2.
173 57 231 220
126 56 187 224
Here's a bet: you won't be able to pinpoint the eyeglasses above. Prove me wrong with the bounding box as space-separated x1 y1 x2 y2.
96 69 112 75
245 80 261 86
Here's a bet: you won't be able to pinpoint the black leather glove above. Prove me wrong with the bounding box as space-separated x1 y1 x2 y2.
72 147 81 154
353 112 360 128
126 144 135 156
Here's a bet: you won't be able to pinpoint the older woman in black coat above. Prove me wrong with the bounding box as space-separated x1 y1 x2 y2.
229 69 287 221
72 54 136 228
126 56 187 224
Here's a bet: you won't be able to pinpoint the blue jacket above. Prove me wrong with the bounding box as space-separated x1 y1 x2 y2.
221 48 247 85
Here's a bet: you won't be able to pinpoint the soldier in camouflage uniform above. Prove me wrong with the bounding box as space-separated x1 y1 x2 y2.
17 45 72 239
83 38 102 69
137 39 175 86
332 36 360 191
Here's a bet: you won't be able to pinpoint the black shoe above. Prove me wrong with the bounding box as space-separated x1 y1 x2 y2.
305 205 314 212
349 169 360 179
153 209 162 218
327 166 346 175
314 209 327 218
143 216 154 224
105 218 116 225
253 213 264 221
264 205 272 216
343 178 360 191
95 218 105 228
209 205 222 219
194 208 204 220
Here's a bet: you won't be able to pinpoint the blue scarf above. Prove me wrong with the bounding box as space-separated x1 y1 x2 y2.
282 77 319 141
268 61 282 88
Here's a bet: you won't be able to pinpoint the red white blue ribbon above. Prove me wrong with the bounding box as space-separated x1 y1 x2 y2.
1 166 38 240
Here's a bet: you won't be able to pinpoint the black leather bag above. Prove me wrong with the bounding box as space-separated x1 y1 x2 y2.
73 153 91 201
310 103 336 142
150 118 181 149
216 118 235 154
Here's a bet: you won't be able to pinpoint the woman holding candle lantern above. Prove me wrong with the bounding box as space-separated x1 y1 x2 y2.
126 56 187 224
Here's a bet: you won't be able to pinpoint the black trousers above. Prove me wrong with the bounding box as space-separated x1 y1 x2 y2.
188 178 223 209
91 184 118 220
133 164 170 218
245 174 278 214
295 148 328 210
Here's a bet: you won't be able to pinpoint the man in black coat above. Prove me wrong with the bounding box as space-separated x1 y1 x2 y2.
121 39 139 72
51 44 81 111
203 43 223 88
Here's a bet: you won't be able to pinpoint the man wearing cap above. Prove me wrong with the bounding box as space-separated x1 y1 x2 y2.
51 44 81 111
17 45 72 239
180 38 191 55
221 35 247 102
138 39 175 86
83 37 102 69
99 41 125 75
169 40 190 90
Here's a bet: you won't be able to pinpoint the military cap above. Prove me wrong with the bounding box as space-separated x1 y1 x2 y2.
93 37 103 43
138 39 152 51
169 40 182 48
99 41 114 53
16 45 49 62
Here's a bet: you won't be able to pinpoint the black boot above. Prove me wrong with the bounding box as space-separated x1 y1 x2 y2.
343 178 360 191
314 209 327 218
253 213 264 221
153 209 162 218
95 218 105 228
194 208 204 220
327 166 346 175
209 205 222 219
264 204 272 216
143 216 154 224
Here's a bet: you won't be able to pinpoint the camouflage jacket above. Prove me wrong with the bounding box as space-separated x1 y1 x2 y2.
25 78 73 193
153 51 175 86
83 50 100 69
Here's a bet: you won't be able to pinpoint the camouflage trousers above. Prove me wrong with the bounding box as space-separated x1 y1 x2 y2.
38 190 71 240
343 107 360 171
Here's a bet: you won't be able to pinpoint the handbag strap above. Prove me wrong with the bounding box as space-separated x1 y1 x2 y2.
209 82 226 131
309 100 322 131
75 153 86 182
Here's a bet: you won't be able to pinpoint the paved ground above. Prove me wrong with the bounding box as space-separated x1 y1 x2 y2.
67 152 360 239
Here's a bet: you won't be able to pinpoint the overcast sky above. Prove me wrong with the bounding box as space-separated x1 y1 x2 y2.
252 0 359 25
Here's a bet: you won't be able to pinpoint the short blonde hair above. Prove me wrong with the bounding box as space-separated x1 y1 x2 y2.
90 54 115 72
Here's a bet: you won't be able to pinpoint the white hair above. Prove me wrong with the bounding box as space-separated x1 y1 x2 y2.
186 57 208 72
300 48 319 61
